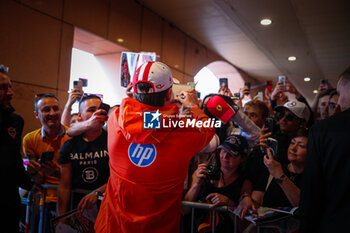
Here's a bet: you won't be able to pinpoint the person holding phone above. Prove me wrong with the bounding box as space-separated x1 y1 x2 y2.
61 83 84 127
58 94 109 216
236 127 308 228
23 93 71 233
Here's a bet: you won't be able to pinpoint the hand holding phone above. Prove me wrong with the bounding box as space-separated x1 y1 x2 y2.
99 103 111 115
73 80 83 92
278 75 286 85
40 151 55 164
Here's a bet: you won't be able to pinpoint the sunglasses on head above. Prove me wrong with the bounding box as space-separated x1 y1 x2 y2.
277 111 296 122
34 93 57 102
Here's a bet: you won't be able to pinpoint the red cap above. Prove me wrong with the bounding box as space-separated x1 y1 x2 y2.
206 95 236 123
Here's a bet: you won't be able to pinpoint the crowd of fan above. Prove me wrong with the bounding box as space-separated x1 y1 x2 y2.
1 62 349 233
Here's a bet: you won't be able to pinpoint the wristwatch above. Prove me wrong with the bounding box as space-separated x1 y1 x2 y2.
94 190 103 197
275 174 286 184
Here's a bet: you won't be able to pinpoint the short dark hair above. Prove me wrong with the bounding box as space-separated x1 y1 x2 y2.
78 94 101 111
244 99 269 119
34 93 59 112
133 83 169 107
338 66 350 86
329 90 339 101
294 127 309 138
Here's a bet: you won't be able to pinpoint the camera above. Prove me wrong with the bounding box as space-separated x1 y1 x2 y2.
206 165 221 181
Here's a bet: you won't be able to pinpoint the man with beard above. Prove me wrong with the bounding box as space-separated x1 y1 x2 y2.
23 94 71 233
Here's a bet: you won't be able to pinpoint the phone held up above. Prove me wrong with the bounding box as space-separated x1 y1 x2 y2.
219 78 228 88
265 138 278 159
40 151 55 164
320 79 328 89
278 75 286 85
99 102 110 115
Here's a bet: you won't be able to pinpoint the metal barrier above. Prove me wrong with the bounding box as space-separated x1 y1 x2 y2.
181 201 233 233
21 187 293 233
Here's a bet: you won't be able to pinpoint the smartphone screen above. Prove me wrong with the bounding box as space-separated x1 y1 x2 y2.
278 75 286 85
256 91 264 101
219 78 228 87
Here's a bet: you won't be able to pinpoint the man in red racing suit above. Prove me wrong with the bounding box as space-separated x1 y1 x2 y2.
95 62 215 233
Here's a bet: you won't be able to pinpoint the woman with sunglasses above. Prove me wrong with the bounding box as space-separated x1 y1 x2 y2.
272 100 310 167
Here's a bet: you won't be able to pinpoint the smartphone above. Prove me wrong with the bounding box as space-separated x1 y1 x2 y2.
244 82 251 90
197 92 201 98
79 78 88 87
187 82 195 89
265 118 274 134
40 151 55 164
99 102 110 115
266 80 273 92
320 79 328 89
219 78 228 87
266 138 278 159
73 80 83 91
256 91 264 101
278 75 286 85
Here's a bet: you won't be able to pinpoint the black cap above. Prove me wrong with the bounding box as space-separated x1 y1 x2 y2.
218 135 249 157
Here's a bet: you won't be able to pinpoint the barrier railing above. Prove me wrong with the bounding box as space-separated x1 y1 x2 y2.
181 201 233 233
21 186 293 233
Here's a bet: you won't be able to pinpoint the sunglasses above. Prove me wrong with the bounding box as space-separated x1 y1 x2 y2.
34 93 57 102
277 111 296 122
79 93 104 103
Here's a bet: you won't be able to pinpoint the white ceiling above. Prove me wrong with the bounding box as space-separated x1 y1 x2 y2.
139 0 350 101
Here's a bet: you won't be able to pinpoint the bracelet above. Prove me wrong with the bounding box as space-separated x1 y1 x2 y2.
94 190 103 197
275 174 286 184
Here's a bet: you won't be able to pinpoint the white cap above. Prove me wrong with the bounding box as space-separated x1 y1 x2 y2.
132 61 173 93
275 100 310 122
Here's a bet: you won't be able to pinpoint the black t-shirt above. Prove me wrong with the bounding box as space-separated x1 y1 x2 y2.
193 175 244 233
59 130 110 191
263 165 303 208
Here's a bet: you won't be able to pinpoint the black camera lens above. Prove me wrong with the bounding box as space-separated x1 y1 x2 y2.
206 165 220 181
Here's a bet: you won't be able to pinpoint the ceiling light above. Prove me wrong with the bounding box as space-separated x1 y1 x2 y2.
313 90 318 94
304 77 311 82
117 38 124 43
260 18 272 26
288 56 296 61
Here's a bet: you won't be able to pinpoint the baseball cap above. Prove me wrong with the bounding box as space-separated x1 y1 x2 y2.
204 94 238 124
218 135 249 157
132 61 173 94
275 100 310 122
